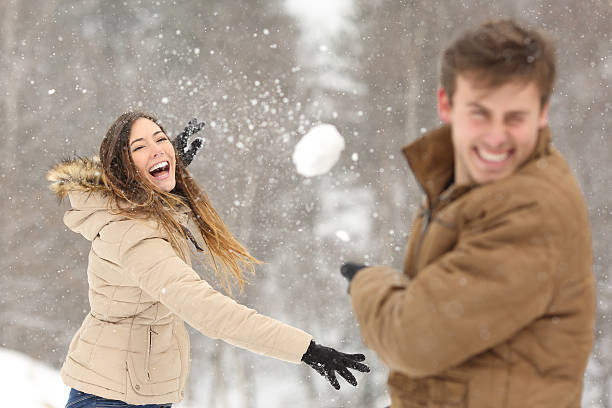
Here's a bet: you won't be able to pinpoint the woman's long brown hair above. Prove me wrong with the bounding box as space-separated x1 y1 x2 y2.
99 111 259 294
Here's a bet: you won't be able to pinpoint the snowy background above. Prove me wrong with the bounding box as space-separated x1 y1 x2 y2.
1 0 610 407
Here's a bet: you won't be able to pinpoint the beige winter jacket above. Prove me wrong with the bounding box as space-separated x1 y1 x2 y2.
350 126 595 407
47 157 312 405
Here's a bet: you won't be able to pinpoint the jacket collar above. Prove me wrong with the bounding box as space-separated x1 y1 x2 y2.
402 125 552 207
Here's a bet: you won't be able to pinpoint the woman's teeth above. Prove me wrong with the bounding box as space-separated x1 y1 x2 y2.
149 161 169 173
148 161 170 179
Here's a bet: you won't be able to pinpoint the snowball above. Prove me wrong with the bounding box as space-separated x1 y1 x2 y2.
336 230 350 242
292 124 345 177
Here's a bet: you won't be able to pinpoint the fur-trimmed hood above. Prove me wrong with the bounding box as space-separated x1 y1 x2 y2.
47 156 107 200
47 156 122 241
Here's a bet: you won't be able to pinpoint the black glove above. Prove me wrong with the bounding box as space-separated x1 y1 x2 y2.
173 118 205 167
341 262 367 283
301 340 370 390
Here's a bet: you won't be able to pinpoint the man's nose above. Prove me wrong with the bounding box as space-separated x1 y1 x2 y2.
483 121 509 148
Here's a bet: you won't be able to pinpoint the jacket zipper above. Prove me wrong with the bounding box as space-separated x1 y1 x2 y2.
146 326 158 381
411 207 432 275
409 178 460 275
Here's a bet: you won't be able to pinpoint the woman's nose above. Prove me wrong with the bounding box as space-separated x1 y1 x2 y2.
151 144 165 157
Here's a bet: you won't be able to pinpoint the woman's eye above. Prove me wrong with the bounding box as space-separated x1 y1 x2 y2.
156 137 168 143
133 146 144 152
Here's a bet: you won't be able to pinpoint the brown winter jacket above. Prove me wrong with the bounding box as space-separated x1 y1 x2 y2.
350 126 595 408
47 157 312 405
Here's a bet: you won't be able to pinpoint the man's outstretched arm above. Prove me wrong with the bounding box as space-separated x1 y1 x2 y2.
348 195 560 378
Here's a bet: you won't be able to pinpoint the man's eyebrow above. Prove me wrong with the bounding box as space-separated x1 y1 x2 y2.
505 110 529 116
467 102 488 110
467 102 529 116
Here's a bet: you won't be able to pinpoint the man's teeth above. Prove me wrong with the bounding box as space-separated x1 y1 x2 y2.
149 161 169 172
478 148 510 162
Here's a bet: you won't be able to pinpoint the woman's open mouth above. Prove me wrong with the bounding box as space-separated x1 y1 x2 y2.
148 161 170 179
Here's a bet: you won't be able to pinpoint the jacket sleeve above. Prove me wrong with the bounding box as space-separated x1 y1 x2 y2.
349 198 561 377
118 222 312 364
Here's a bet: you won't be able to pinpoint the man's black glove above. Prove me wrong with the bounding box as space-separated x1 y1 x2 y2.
341 262 367 284
173 118 205 167
301 340 370 390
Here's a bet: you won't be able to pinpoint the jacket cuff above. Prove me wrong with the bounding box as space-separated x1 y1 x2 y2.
349 265 407 297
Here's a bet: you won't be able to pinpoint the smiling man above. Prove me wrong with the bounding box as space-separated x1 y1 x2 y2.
341 20 595 407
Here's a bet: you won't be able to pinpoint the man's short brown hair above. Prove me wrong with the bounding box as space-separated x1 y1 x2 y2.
440 19 556 107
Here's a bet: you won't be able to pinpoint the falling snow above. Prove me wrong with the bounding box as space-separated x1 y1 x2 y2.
1 1 610 407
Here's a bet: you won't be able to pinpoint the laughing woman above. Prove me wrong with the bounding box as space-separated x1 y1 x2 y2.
48 112 368 408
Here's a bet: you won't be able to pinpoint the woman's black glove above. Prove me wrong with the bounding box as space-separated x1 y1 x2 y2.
301 340 370 390
173 118 205 167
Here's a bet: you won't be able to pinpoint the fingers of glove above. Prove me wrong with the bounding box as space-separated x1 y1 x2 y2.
194 121 205 132
189 138 203 150
185 119 197 133
336 366 357 387
344 359 370 373
173 134 187 151
340 263 353 279
339 352 367 362
340 264 348 276
314 364 327 378
184 139 203 163
182 152 195 166
186 120 205 135
325 369 341 390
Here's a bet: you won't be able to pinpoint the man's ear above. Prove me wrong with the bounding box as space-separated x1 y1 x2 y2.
438 87 451 123
538 102 550 128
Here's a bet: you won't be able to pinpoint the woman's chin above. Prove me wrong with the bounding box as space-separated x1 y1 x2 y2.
149 176 176 192
160 181 177 192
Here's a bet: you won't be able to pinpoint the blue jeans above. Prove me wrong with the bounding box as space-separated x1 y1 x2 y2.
65 388 172 408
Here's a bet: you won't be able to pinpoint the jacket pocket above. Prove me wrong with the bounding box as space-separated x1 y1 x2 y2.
426 377 467 407
126 353 180 397
388 372 428 407
388 373 467 408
